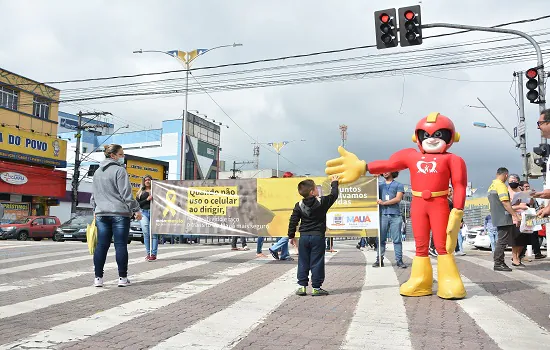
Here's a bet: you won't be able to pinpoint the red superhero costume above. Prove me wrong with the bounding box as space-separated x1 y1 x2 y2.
325 112 467 299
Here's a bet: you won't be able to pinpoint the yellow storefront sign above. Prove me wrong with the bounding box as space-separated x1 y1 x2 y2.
126 158 166 197
0 126 67 167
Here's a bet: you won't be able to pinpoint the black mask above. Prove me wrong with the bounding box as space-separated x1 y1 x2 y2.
509 182 520 189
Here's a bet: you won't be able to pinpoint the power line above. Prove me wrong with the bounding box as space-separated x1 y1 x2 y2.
188 71 311 174
10 14 550 87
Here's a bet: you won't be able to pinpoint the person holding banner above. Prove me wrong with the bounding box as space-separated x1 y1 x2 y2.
137 175 158 261
91 144 142 288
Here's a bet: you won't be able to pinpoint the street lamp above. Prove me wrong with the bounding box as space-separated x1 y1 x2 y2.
265 139 306 176
133 43 242 180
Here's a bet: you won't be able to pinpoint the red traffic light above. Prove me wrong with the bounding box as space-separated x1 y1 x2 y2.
404 10 415 20
526 68 538 79
380 13 390 23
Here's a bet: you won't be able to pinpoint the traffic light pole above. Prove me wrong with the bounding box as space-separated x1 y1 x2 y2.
421 23 546 121
516 72 529 182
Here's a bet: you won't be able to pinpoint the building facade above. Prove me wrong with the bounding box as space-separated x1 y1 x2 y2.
54 112 220 220
0 68 67 223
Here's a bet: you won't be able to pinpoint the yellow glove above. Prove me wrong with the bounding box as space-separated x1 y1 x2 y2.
445 208 464 254
325 146 366 184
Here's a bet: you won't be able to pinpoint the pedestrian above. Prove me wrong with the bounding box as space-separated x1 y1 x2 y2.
484 214 498 254
91 144 142 287
487 167 521 272
373 172 407 268
137 175 158 261
289 175 339 296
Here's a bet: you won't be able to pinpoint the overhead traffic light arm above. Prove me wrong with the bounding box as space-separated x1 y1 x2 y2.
421 22 546 109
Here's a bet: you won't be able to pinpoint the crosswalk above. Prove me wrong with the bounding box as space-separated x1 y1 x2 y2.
0 240 549 350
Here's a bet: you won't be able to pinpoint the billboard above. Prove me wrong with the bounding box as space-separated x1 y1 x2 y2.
0 202 31 224
151 176 379 237
124 155 169 197
0 125 67 167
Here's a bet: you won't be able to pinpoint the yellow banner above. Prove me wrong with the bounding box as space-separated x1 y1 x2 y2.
0 126 67 167
257 176 379 237
126 158 166 197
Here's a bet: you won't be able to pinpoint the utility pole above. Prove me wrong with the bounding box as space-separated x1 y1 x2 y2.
71 111 112 217
515 72 530 181
339 125 348 148
229 160 254 179
252 143 260 170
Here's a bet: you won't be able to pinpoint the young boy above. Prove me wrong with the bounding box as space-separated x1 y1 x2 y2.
288 175 339 296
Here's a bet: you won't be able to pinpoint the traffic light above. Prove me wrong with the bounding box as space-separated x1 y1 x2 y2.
525 68 540 103
374 9 398 49
398 5 422 47
533 143 549 172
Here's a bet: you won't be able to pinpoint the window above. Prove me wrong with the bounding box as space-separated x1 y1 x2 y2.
32 218 44 225
185 159 195 180
45 218 57 225
33 97 50 119
0 86 18 110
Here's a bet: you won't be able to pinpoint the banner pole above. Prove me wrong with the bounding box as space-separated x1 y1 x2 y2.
149 181 154 257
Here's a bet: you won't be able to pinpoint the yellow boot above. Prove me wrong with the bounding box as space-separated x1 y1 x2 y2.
399 256 433 297
437 254 466 300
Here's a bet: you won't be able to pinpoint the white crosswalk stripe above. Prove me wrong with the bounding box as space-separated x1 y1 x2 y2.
151 253 338 350
0 249 246 319
402 250 550 350
0 246 226 293
341 249 412 350
0 240 548 350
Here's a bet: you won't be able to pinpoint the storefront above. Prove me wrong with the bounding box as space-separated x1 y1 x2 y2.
0 125 67 223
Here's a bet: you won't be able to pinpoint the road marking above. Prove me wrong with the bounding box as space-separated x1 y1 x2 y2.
0 255 269 349
341 250 412 350
0 247 89 264
0 246 226 293
402 251 550 350
460 255 550 296
152 253 338 350
0 246 147 275
0 250 248 319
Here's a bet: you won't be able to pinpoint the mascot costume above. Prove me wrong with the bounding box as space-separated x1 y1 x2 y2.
325 112 467 299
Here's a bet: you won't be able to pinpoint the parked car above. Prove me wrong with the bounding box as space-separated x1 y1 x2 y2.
129 220 144 243
0 216 61 241
54 215 94 242
465 226 485 247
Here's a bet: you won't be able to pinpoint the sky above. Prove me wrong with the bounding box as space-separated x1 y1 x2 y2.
2 0 549 194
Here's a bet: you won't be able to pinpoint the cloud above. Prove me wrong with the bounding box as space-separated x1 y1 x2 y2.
1 0 548 191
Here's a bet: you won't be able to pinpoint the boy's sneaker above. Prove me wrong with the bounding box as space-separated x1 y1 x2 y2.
312 288 329 296
94 277 103 287
268 248 279 260
372 260 384 268
242 246 250 251
296 286 307 296
118 277 131 287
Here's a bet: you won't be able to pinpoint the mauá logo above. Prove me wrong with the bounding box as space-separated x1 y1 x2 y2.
346 215 371 223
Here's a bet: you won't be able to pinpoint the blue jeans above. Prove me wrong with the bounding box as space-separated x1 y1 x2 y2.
94 216 130 278
488 230 498 253
358 238 366 248
256 236 265 254
375 214 403 262
297 235 325 288
456 230 464 252
141 210 158 256
270 237 290 259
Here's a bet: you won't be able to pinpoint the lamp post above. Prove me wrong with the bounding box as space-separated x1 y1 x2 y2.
266 139 306 176
133 43 242 180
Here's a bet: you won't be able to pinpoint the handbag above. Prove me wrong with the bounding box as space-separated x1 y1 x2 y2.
86 217 98 255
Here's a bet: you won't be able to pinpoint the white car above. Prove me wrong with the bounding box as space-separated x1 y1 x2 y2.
465 226 485 247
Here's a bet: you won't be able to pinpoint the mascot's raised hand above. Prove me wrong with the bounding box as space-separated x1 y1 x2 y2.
324 146 366 184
